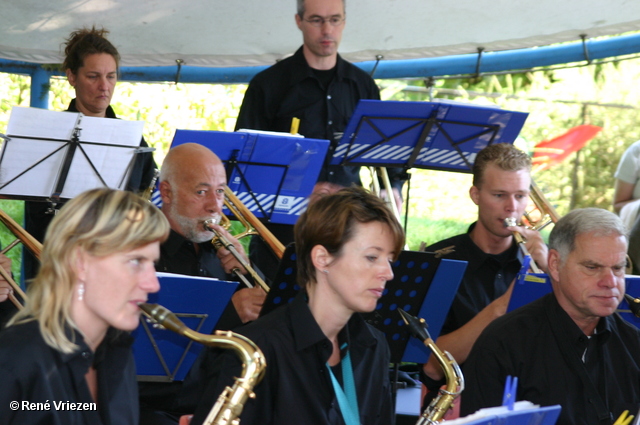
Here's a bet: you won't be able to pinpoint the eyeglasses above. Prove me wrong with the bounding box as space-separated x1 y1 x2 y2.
303 16 345 27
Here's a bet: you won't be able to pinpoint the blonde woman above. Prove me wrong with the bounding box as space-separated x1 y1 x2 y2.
0 188 169 425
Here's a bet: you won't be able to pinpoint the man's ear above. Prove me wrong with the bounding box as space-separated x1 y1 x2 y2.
66 69 76 87
311 244 332 271
159 180 172 205
548 249 561 282
295 13 303 31
469 185 480 205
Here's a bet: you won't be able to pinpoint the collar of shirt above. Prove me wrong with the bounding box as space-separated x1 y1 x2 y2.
162 228 213 258
68 98 117 118
544 293 612 359
457 222 522 274
287 291 379 363
59 325 133 370
287 46 365 89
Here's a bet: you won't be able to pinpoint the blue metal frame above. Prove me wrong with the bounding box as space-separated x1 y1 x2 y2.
2 32 640 108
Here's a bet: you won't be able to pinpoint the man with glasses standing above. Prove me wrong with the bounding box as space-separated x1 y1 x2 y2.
236 0 405 281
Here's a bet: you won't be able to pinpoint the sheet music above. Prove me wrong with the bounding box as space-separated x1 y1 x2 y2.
0 107 145 200
236 128 304 138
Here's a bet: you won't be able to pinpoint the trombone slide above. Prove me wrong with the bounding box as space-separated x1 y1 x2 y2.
223 187 285 260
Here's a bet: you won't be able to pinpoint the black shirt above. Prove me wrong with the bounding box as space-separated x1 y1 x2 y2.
139 229 244 424
187 291 394 425
421 223 522 395
236 46 407 282
461 293 640 425
155 229 243 330
0 321 138 425
427 223 522 336
156 229 230 279
235 46 383 188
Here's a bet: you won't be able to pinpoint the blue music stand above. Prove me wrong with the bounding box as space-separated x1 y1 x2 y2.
261 244 467 364
171 130 329 225
133 273 238 381
330 99 528 173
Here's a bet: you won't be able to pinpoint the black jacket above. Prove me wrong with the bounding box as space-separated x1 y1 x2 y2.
188 291 393 425
0 321 138 425
235 46 405 190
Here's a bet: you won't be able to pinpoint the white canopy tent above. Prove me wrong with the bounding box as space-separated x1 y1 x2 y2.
2 0 640 106
3 0 640 67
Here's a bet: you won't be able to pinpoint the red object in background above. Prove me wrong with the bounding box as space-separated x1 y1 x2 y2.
532 125 602 171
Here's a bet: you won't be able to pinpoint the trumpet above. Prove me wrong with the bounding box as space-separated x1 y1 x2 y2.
203 215 270 293
138 303 266 425
503 217 543 274
502 181 561 274
527 181 560 230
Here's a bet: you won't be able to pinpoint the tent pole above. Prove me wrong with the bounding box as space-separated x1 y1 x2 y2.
30 66 50 109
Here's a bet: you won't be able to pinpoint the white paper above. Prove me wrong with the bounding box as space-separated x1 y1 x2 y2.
0 107 145 200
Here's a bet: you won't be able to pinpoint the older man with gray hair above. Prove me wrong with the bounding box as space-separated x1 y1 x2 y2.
461 208 640 425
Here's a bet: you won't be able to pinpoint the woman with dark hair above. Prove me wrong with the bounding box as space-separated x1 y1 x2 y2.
187 186 405 425
24 27 157 280
0 188 170 425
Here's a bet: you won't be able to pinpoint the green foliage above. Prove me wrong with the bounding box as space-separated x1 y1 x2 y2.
2 57 640 275
405 217 469 251
0 200 25 282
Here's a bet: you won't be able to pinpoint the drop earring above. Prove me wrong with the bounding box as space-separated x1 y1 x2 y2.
78 282 85 301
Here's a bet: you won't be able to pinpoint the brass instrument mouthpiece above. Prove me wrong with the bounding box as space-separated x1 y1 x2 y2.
203 214 222 231
504 217 518 227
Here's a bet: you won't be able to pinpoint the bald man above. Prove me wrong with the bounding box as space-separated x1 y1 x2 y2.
139 143 265 425
157 143 265 325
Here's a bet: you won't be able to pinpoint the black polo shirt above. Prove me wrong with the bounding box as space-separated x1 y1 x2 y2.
235 46 382 188
187 291 394 425
427 222 523 335
462 293 640 425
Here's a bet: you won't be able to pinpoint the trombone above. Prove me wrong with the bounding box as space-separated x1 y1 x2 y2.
0 208 41 309
222 187 284 259
204 215 269 293
202 186 285 293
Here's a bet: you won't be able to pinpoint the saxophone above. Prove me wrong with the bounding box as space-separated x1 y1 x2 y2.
398 309 464 424
138 303 267 425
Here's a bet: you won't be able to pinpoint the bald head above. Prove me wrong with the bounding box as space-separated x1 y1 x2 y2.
159 143 227 241
160 143 224 186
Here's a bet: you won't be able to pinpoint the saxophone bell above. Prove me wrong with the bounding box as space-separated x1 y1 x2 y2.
138 302 267 425
399 309 464 424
